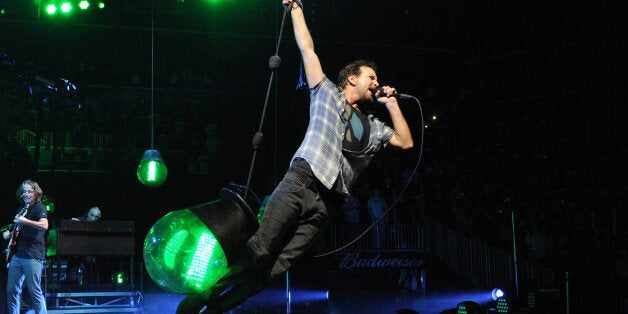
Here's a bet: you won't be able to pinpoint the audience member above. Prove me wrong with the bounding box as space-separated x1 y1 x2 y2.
342 195 361 224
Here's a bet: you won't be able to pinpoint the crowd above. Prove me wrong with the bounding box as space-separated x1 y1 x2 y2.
334 87 625 310
338 88 622 240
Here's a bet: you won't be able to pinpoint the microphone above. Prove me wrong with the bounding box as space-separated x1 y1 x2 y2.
285 0 304 10
376 87 412 99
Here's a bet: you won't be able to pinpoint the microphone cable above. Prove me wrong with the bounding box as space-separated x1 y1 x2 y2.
315 94 425 258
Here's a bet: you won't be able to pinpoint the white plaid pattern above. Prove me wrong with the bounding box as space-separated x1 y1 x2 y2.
292 77 394 196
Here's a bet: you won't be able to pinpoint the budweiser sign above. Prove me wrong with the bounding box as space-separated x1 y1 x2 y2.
336 252 426 269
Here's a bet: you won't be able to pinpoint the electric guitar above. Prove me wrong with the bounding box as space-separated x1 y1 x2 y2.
5 205 29 266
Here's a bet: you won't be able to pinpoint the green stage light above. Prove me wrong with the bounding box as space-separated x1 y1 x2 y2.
144 208 229 294
496 298 510 313
41 195 55 213
112 271 128 285
136 149 168 188
143 185 260 295
46 228 58 257
79 0 90 10
60 2 72 13
45 4 57 14
97 1 105 9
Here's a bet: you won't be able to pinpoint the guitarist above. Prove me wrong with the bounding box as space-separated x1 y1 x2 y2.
2 180 48 314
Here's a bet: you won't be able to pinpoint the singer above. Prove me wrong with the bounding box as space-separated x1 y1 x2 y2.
3 180 48 314
177 0 413 312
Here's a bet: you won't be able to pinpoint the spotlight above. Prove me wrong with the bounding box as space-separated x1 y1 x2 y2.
79 0 90 9
60 2 72 13
45 4 57 14
143 185 260 295
491 288 504 300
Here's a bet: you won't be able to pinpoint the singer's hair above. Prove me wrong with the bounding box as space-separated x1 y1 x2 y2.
16 179 43 204
337 60 377 89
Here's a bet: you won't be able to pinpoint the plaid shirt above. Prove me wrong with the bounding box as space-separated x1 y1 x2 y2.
292 76 394 196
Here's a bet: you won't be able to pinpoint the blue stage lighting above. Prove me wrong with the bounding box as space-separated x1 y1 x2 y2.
491 288 504 300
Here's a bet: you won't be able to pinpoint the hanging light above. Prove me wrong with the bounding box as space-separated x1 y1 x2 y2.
137 15 167 188
137 149 168 188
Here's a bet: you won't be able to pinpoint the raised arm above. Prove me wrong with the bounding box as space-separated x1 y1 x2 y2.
283 0 324 88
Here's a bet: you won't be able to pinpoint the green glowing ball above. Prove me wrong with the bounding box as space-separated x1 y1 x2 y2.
46 4 57 14
143 209 230 295
79 0 90 10
137 149 168 188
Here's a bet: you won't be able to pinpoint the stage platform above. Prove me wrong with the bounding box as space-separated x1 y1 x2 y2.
46 291 141 313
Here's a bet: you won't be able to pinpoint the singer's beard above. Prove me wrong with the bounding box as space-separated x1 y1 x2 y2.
356 98 375 112
358 94 377 106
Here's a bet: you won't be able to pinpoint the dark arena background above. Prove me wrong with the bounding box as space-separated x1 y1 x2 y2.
0 0 626 313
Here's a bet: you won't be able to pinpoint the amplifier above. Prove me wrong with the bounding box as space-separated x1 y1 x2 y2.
56 220 135 256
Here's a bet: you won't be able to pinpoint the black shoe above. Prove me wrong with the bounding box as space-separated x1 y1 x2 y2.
176 291 222 314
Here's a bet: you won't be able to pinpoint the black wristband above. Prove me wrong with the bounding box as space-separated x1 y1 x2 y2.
293 0 303 10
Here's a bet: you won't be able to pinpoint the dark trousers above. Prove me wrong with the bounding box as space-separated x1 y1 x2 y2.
216 163 343 312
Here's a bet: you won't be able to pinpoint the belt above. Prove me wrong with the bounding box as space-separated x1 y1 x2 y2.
287 167 311 183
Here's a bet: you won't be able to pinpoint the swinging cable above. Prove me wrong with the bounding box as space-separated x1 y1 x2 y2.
243 1 303 200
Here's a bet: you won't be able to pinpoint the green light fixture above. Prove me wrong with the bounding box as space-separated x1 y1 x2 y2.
112 271 128 285
60 2 72 13
79 0 90 10
143 186 260 294
45 4 57 14
137 149 168 188
144 208 229 294
41 195 55 213
137 16 167 188
46 229 58 257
